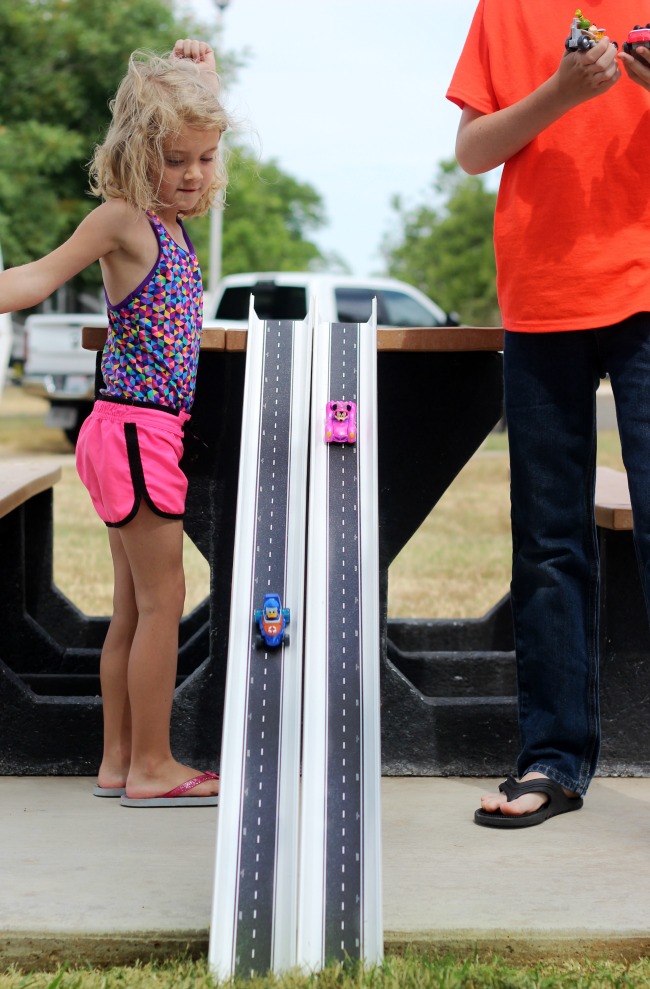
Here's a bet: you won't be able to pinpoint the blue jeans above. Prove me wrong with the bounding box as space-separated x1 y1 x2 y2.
504 314 650 796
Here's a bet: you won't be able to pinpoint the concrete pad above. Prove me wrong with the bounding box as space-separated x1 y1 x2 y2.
2 776 650 968
382 776 650 960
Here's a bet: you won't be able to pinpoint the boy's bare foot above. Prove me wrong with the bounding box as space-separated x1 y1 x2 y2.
479 771 579 816
474 772 583 828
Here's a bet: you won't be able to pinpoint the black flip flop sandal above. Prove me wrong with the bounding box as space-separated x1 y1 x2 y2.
474 774 583 829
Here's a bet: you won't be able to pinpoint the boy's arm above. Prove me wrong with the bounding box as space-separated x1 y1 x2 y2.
618 47 650 93
172 38 221 94
456 37 620 175
0 201 125 314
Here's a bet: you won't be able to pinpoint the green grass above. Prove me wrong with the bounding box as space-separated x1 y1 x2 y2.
3 953 650 989
0 383 626 620
388 427 624 619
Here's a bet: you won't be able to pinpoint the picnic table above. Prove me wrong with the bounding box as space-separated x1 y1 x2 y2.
14 323 505 774
4 322 648 776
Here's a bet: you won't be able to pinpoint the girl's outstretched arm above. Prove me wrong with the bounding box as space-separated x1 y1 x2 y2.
172 38 220 93
0 200 129 315
456 37 621 175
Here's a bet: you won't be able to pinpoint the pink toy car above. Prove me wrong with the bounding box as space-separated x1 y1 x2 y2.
623 24 650 61
325 400 357 444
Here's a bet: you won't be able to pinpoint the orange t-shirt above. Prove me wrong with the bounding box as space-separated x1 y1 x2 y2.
446 0 650 332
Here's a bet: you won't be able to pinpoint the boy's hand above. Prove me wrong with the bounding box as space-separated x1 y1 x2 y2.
558 37 621 105
618 47 650 92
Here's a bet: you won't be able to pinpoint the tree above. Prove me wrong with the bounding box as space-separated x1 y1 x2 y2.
0 0 194 290
222 147 326 275
142 146 328 285
383 159 500 326
0 0 327 305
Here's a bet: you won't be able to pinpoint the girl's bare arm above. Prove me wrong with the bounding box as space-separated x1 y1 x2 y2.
0 200 130 314
456 37 620 175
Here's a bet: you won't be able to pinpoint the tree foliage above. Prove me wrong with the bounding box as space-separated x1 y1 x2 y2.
383 159 500 326
222 148 326 274
0 0 188 286
0 0 326 304
151 146 328 286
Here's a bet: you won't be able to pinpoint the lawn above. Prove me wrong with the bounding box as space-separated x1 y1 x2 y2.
0 381 625 619
2 953 650 988
388 426 624 618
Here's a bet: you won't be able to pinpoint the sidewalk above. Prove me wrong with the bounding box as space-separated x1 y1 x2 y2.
2 776 650 969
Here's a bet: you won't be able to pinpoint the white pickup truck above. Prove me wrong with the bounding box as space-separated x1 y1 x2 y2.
22 271 456 442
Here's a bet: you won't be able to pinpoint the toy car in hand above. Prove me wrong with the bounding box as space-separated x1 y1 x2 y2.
565 9 606 51
325 400 357 444
254 593 290 648
623 24 650 61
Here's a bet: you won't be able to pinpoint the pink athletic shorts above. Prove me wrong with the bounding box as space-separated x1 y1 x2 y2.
75 399 191 527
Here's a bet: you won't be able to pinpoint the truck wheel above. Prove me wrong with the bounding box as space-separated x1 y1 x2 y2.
64 424 82 446
63 401 93 447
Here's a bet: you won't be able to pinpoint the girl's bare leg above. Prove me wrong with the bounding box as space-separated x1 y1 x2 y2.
96 528 138 789
117 502 218 799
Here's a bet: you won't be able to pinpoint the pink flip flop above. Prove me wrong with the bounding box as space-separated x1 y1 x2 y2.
120 771 220 807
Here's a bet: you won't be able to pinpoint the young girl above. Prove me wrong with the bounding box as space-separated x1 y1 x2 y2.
0 38 231 807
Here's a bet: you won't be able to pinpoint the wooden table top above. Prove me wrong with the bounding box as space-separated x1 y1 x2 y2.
82 324 505 354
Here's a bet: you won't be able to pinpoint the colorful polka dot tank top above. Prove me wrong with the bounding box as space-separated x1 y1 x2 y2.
100 211 203 413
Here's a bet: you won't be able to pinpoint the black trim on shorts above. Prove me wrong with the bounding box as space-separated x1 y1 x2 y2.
105 422 185 528
97 393 181 416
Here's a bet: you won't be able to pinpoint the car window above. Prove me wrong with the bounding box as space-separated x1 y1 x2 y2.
335 288 382 324
216 284 308 320
215 286 251 319
335 287 444 327
378 290 443 328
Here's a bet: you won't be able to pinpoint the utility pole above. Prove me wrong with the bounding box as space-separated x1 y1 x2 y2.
207 0 231 305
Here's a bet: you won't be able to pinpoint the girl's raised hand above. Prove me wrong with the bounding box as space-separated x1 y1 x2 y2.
172 39 219 93
172 38 217 72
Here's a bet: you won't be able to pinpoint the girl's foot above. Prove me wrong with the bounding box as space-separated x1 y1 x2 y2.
125 759 220 800
96 755 130 792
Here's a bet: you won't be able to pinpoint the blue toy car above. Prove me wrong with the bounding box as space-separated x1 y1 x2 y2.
254 593 290 648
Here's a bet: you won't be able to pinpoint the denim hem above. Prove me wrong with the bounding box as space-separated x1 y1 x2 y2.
521 763 591 798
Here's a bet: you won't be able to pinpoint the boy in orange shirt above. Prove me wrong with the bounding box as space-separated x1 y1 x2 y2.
447 3 650 827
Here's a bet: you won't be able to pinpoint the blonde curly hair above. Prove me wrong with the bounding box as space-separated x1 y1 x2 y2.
89 49 231 218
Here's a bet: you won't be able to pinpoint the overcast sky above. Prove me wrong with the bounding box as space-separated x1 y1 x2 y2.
182 0 497 275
